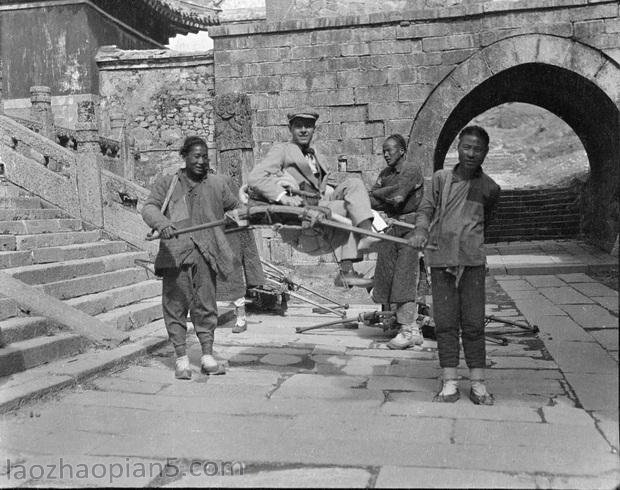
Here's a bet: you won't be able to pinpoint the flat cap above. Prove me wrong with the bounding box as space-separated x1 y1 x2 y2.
287 110 319 123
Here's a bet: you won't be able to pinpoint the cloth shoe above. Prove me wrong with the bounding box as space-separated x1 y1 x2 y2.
174 355 192 380
334 270 373 288
200 354 226 375
433 379 460 403
387 325 424 350
469 381 495 405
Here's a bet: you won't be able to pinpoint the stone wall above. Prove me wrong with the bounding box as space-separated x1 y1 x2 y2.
210 0 619 189
209 0 619 251
96 47 216 188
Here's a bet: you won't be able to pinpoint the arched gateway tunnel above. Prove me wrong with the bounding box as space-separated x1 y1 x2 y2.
409 35 619 251
208 0 620 252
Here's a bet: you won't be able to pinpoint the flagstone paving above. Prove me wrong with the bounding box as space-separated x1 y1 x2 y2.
0 274 617 488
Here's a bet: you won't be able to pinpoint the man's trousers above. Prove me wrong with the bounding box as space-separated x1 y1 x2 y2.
161 256 218 357
430 265 486 368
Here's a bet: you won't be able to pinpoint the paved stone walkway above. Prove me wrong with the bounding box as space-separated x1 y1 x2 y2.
0 273 618 488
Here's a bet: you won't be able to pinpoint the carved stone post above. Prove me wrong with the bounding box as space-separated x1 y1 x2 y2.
214 93 254 188
75 99 104 227
213 92 271 274
29 86 55 139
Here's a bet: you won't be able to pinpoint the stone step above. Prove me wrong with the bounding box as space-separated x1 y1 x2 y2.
29 240 130 265
37 267 150 301
0 316 60 346
0 241 130 269
5 251 149 286
0 297 20 321
1 230 102 251
0 197 43 209
66 279 161 317
0 333 86 377
96 298 162 331
0 250 32 268
0 219 83 235
0 209 67 220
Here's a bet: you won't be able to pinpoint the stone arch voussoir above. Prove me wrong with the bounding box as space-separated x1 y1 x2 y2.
408 34 620 175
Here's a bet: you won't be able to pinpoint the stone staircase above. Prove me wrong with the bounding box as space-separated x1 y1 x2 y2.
486 185 582 243
0 181 163 378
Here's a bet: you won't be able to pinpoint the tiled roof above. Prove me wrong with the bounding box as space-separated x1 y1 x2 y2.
142 0 222 29
0 0 221 31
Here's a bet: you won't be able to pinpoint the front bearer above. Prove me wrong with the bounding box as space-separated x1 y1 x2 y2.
410 126 501 405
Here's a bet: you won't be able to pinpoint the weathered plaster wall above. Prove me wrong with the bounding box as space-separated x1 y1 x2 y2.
96 48 215 188
0 3 160 100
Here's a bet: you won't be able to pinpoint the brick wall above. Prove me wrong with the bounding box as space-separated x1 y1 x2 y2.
96 47 216 188
210 0 619 189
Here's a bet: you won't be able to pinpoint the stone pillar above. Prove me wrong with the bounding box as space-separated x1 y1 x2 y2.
29 86 55 139
214 93 254 188
109 112 124 140
75 99 104 227
0 59 4 115
110 112 134 181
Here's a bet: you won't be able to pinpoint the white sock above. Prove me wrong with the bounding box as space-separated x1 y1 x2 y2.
440 379 458 396
175 355 189 370
201 354 218 369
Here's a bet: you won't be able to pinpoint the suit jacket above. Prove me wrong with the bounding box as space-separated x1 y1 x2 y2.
248 142 333 202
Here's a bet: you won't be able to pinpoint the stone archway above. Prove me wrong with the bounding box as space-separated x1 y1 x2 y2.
407 34 620 251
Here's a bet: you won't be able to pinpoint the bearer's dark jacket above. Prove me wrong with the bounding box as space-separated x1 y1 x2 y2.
141 169 237 278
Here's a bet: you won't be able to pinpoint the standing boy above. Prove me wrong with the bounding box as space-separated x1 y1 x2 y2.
409 126 501 404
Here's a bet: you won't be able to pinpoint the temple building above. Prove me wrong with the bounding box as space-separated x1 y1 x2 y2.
0 0 220 99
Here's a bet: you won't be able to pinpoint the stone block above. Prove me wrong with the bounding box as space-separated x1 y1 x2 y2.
545 340 617 374
290 44 340 60
396 23 450 40
571 282 618 297
574 19 606 38
591 296 618 313
330 105 367 123
386 119 412 137
560 304 618 329
563 372 619 411
354 85 398 104
556 273 597 283
397 83 433 102
270 373 378 400
341 42 369 57
539 286 594 305
453 419 610 452
172 467 372 488
369 39 417 55
497 279 535 290
524 275 566 287
341 121 384 139
423 34 477 52
336 70 388 88
542 406 596 426
375 466 537 489
589 329 619 351
513 297 567 317
535 315 593 342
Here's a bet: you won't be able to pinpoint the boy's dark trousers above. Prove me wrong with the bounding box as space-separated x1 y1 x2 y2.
430 265 486 368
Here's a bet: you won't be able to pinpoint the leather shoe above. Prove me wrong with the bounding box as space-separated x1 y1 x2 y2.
432 389 460 403
469 388 495 405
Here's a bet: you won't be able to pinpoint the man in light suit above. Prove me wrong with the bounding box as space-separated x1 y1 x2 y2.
248 110 376 287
